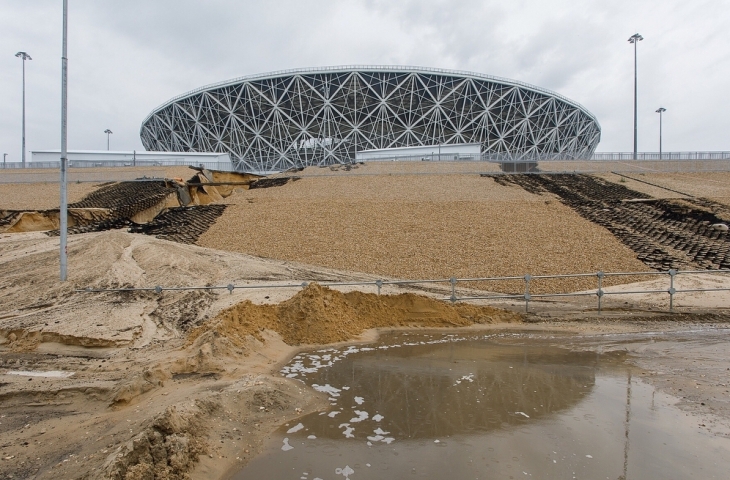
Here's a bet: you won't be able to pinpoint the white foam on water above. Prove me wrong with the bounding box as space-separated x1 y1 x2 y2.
281 438 294 451
339 424 355 438
367 435 384 442
287 423 304 433
354 396 364 405
515 411 530 418
312 383 341 398
382 437 394 444
373 427 389 435
349 410 368 422
335 465 355 478
307 435 317 439
328 411 340 418
372 414 384 422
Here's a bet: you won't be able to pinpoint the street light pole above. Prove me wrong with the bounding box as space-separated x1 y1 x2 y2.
656 107 666 160
15 51 32 168
628 33 643 160
3 153 7 168
104 129 113 150
60 0 69 281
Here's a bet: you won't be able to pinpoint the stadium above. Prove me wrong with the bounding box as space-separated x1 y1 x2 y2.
140 66 601 172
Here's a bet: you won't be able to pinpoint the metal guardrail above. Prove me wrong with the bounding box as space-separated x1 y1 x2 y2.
76 268 730 314
0 160 238 171
5 154 730 177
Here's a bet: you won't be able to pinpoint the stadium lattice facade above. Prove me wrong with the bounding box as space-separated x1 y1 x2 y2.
140 66 601 172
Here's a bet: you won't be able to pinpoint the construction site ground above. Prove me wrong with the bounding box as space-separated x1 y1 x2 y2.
1 162 730 479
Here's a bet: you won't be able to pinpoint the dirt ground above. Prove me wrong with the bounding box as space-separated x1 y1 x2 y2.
0 230 729 479
2 165 730 479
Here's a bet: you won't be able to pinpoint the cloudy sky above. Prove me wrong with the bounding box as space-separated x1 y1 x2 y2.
1 0 728 161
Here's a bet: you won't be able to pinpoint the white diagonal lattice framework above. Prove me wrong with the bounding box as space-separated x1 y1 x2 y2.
140 66 601 172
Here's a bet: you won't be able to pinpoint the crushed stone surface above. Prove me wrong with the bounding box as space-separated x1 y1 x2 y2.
199 168 650 293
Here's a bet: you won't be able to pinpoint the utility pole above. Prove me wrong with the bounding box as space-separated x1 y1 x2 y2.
628 33 643 160
104 129 113 150
656 107 666 160
15 51 32 167
60 0 69 281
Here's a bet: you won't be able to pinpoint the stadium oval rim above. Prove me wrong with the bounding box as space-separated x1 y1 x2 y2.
140 65 599 130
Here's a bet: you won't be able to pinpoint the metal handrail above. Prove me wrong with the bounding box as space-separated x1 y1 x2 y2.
76 268 730 314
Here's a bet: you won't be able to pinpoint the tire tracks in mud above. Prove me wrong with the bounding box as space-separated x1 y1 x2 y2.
488 174 730 271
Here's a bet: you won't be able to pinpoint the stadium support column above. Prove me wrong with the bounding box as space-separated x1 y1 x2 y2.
628 33 643 160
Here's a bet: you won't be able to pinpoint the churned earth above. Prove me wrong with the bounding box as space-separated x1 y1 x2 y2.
1 164 730 479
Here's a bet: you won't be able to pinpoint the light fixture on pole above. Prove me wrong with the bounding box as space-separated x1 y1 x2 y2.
15 51 32 168
104 129 113 150
60 0 69 281
628 33 643 160
3 153 7 168
656 107 666 160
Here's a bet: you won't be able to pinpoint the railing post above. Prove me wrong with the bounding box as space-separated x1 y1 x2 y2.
154 286 162 295
376 280 382 295
596 271 604 313
227 283 234 295
301 282 309 289
668 269 677 312
450 277 457 303
524 274 531 313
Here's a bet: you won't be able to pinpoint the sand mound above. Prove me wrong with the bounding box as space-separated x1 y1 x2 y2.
191 283 521 346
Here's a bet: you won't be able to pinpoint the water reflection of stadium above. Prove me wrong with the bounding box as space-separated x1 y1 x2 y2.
300 338 598 440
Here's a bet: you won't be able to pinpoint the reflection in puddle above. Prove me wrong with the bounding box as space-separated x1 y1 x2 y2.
233 331 730 479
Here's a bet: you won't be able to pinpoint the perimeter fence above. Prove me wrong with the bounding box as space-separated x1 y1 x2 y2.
77 268 730 314
3 152 730 179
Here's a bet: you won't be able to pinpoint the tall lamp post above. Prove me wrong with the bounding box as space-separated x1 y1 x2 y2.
656 107 666 160
104 129 113 150
60 0 69 281
628 33 643 160
3 153 7 168
15 51 32 168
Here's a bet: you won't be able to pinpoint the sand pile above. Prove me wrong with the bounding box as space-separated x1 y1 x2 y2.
191 283 522 346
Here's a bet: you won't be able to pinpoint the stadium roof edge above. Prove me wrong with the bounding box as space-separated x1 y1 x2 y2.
140 65 599 130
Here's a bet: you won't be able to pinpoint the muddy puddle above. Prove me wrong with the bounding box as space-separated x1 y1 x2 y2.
233 330 730 479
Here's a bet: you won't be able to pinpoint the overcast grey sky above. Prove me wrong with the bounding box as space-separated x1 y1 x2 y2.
1 0 728 161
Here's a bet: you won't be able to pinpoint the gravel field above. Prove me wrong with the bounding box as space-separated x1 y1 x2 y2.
597 171 730 203
199 166 650 293
0 166 196 210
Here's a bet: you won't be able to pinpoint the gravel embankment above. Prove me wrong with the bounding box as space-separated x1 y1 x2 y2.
198 168 651 293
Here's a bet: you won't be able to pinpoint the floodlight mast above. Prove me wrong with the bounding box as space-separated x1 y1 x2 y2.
104 129 113 150
60 0 68 281
628 33 643 160
15 51 32 168
656 107 666 160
